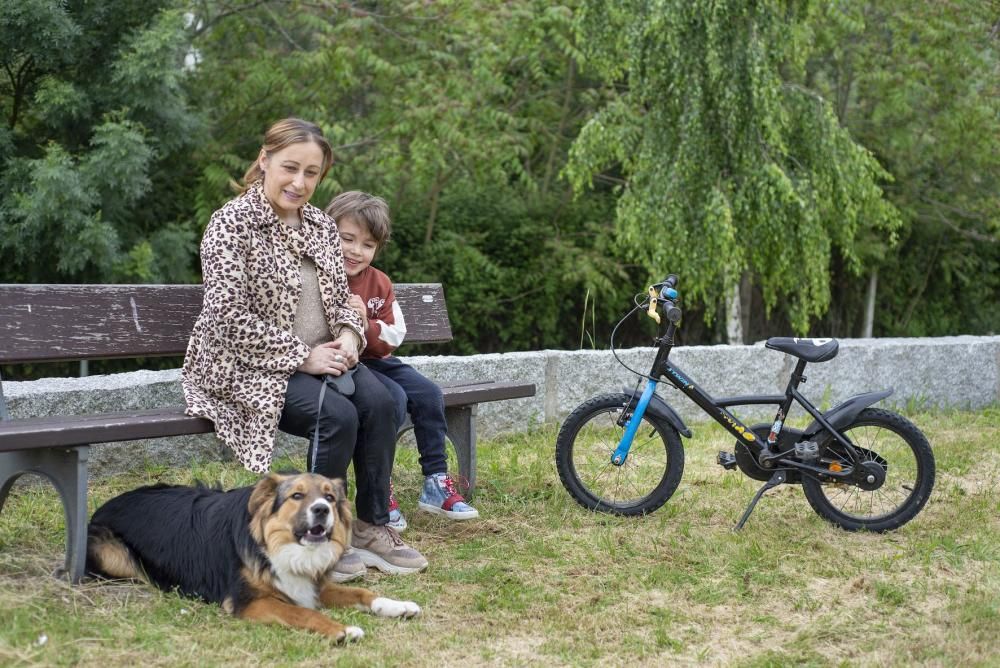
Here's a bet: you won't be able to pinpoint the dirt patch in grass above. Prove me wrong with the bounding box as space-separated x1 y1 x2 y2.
939 449 1000 496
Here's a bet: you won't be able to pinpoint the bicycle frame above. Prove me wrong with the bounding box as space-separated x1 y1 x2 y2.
613 321 863 482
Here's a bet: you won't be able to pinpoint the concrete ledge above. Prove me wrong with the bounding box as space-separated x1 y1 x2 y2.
4 336 998 476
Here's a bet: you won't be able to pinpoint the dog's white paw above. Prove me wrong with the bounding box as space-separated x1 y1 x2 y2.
337 626 364 643
370 597 422 618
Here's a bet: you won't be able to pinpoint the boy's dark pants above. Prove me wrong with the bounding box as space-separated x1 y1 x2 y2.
364 356 448 478
278 367 398 525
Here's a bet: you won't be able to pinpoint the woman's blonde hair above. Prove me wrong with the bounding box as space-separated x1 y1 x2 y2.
234 118 334 193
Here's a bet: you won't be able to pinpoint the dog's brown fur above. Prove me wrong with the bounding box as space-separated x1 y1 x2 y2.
87 473 419 642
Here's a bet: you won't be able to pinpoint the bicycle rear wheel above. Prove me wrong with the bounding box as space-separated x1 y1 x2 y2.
801 408 935 532
555 393 684 516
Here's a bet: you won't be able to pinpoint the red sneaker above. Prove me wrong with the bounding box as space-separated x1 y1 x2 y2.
387 479 408 531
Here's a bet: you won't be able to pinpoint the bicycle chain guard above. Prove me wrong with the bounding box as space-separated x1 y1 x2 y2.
734 424 802 483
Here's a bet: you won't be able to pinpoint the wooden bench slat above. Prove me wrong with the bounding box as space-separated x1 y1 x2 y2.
0 283 452 363
0 285 201 363
395 283 453 343
0 408 214 449
440 381 537 407
0 381 535 451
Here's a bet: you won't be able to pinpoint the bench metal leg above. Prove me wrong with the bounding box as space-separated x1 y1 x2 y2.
445 406 477 500
0 447 90 583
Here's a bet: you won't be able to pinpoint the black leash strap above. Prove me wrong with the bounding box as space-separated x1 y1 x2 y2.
310 376 329 473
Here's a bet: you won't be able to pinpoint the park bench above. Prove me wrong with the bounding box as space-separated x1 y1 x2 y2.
0 283 535 583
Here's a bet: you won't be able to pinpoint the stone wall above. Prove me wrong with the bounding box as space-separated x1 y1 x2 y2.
4 336 998 476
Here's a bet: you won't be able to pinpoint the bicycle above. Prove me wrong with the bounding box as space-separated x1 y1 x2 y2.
555 274 935 531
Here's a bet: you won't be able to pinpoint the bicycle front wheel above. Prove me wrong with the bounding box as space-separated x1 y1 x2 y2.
555 393 685 516
801 408 935 532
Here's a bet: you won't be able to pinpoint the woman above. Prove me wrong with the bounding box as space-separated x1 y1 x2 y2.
182 118 427 576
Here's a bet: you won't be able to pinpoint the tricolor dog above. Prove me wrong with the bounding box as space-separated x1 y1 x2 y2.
86 472 419 642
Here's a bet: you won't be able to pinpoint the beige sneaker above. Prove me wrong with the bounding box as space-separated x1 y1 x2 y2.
330 547 366 583
351 519 428 575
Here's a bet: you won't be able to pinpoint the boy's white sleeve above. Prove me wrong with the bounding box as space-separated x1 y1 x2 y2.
361 284 407 357
380 301 407 348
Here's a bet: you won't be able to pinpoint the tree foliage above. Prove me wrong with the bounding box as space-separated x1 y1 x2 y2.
182 0 625 352
807 1 1000 336
0 0 201 283
566 0 901 333
1 0 996 375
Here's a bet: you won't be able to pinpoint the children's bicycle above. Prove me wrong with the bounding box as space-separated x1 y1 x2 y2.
555 274 935 531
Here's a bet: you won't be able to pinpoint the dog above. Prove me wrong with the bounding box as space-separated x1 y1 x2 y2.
86 472 420 642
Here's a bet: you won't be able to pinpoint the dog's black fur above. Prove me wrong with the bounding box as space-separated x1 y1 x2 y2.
87 481 261 608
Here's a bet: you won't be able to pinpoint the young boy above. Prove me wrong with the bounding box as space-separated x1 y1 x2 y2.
325 191 479 531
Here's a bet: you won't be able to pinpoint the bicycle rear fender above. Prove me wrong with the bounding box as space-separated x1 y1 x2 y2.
804 389 893 436
622 386 693 438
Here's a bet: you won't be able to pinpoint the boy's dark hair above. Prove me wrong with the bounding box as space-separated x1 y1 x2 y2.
325 191 391 251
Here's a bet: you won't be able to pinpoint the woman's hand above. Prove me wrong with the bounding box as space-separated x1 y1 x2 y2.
298 341 353 376
329 331 360 371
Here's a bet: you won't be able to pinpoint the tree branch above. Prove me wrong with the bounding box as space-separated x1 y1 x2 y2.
898 231 943 330
262 6 304 50
495 284 551 305
330 135 383 153
7 55 35 130
918 209 998 243
542 56 577 197
594 173 627 186
781 81 828 106
190 0 276 37
920 196 991 222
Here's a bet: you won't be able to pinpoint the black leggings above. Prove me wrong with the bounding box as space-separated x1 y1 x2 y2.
277 367 398 525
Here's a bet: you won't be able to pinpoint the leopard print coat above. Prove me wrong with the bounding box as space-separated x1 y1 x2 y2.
181 182 365 473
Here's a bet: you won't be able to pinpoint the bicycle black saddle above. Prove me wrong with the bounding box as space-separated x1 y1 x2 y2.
764 337 839 363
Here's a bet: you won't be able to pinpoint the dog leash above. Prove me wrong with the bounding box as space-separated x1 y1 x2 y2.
310 368 356 473
310 377 329 474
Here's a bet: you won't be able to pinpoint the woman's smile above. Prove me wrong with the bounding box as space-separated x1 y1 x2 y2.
259 141 324 223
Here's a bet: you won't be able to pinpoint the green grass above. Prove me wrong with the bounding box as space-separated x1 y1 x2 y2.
1 407 998 667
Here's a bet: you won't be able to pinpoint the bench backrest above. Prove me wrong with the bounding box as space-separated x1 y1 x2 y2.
0 283 452 364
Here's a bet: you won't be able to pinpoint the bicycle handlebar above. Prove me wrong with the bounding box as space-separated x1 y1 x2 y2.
646 274 682 325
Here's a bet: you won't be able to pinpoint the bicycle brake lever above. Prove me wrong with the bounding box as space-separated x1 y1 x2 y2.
646 287 661 323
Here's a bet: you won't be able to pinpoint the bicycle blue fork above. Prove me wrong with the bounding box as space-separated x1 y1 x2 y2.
611 380 658 465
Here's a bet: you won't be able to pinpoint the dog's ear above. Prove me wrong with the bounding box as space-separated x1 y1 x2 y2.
332 478 352 527
332 477 348 502
248 473 283 519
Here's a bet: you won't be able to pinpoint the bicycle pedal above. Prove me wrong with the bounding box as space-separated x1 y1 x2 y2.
717 451 738 470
